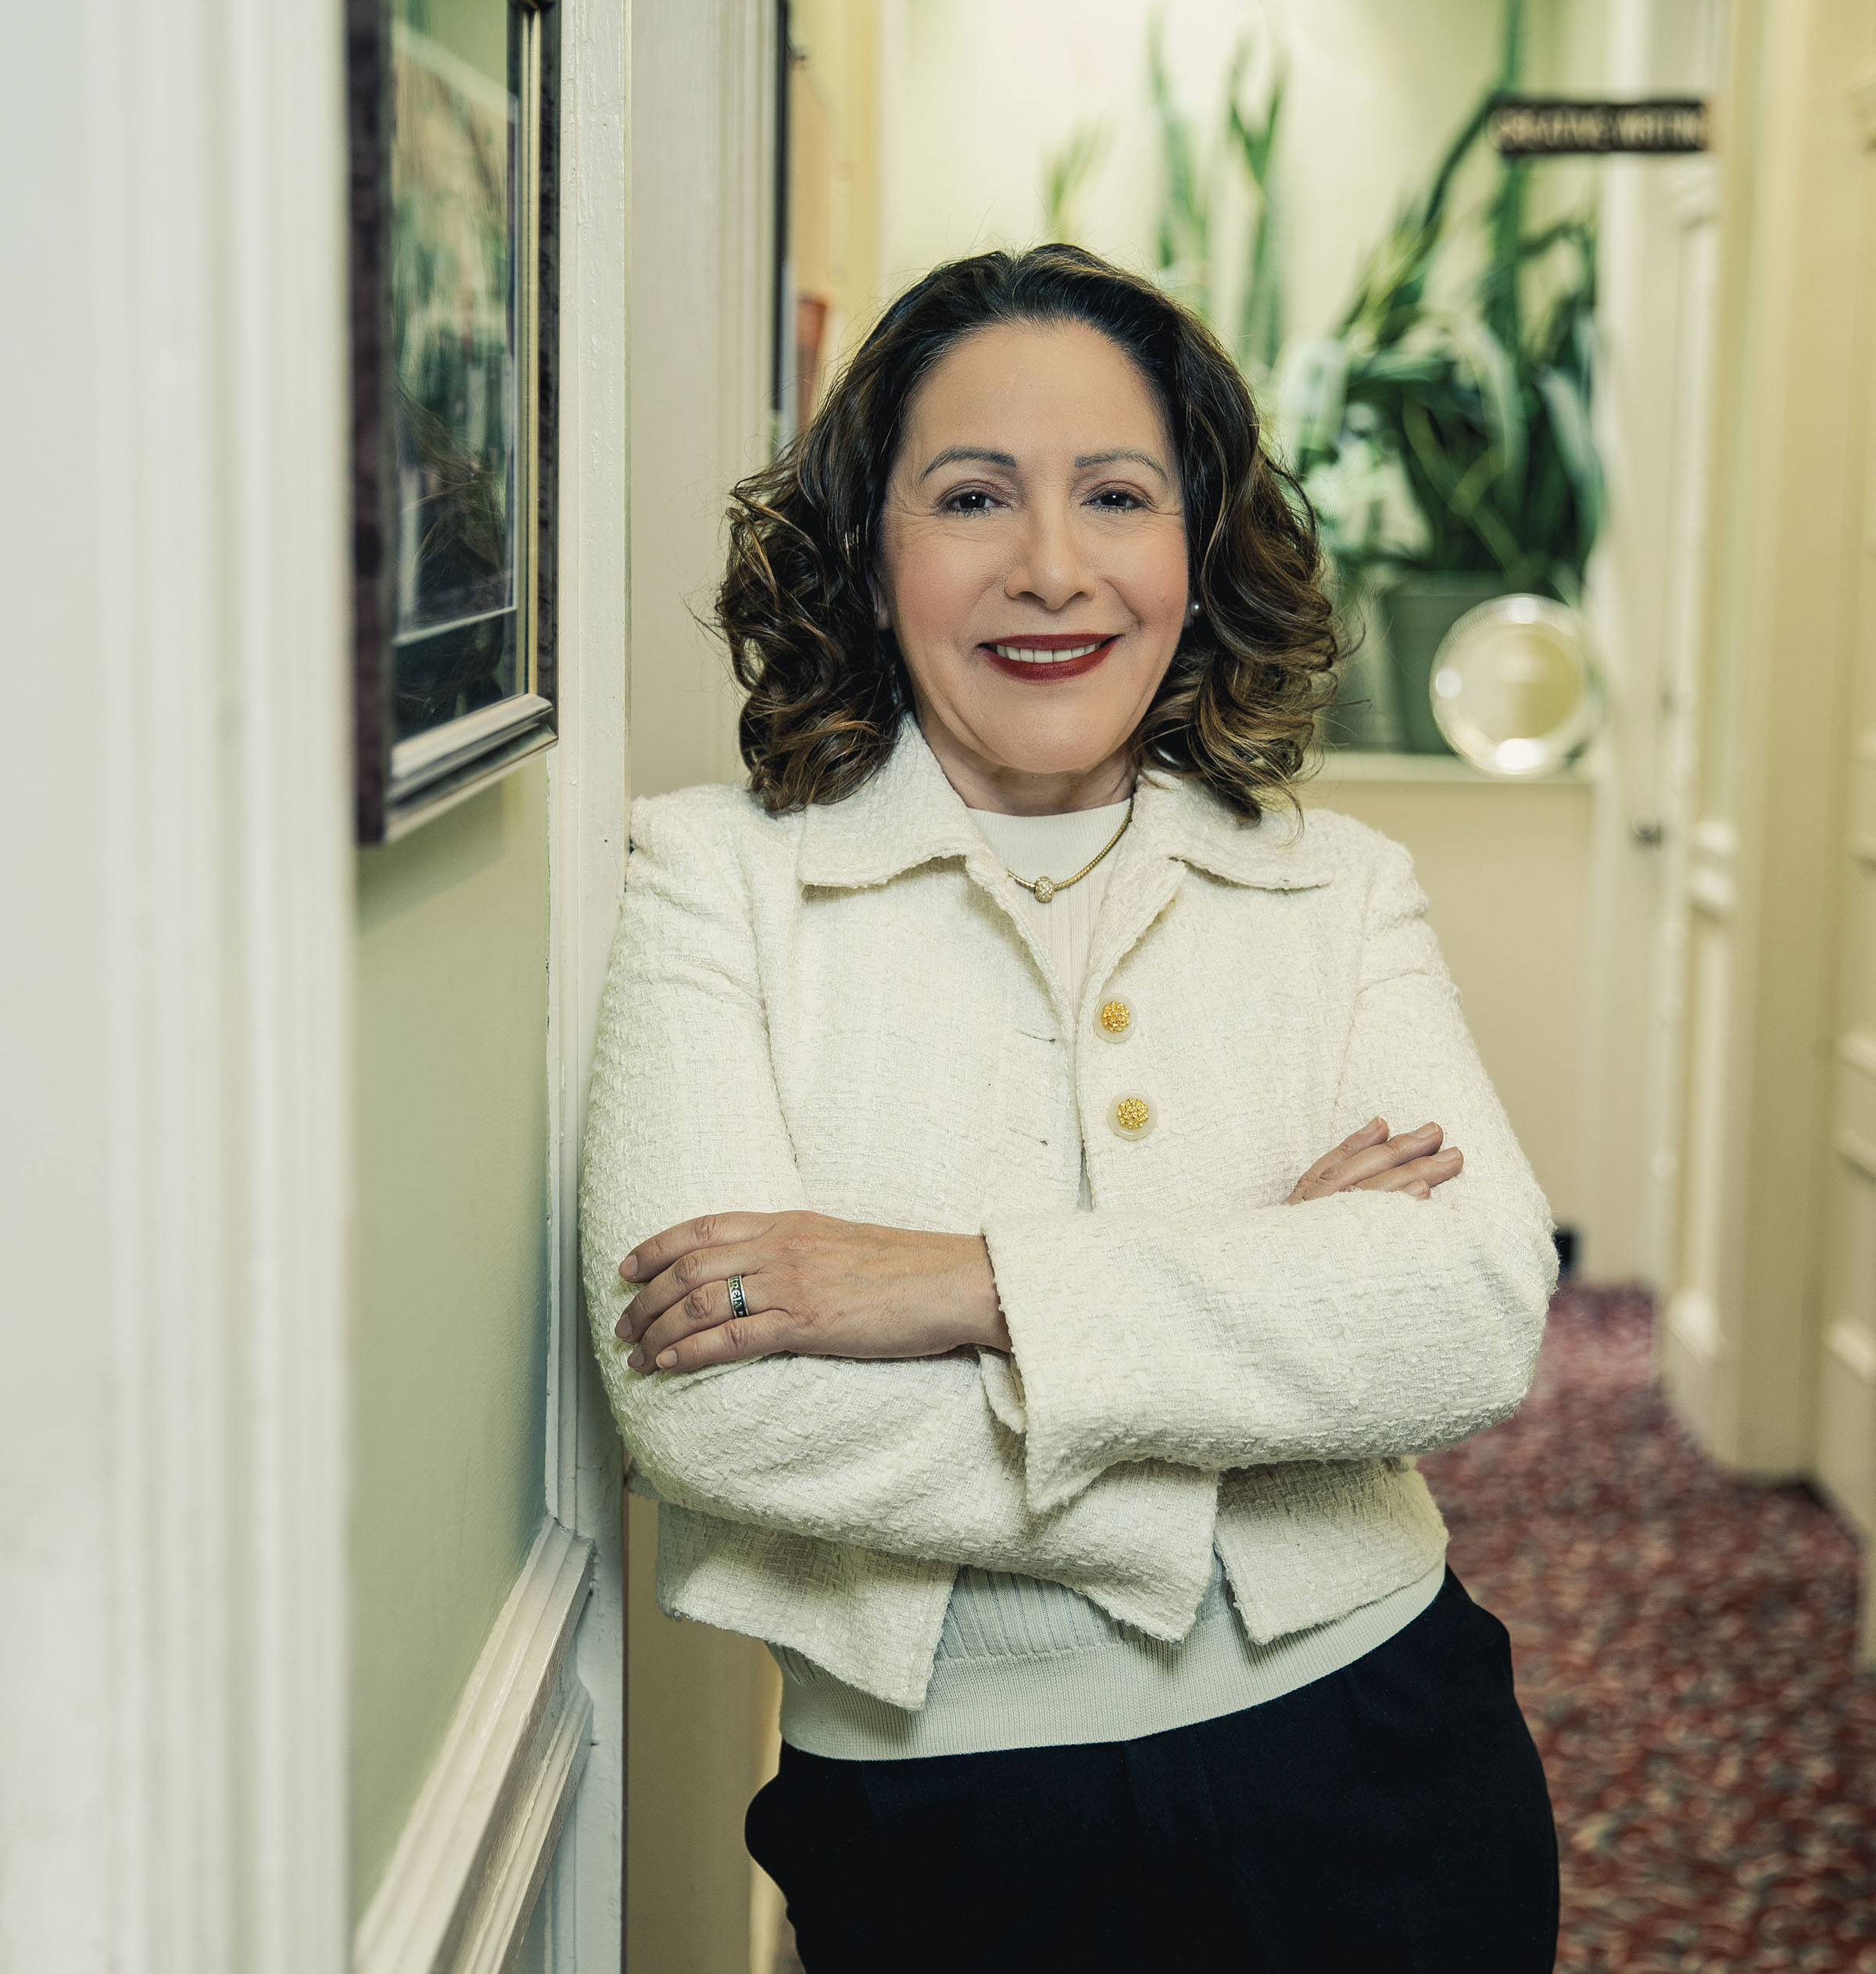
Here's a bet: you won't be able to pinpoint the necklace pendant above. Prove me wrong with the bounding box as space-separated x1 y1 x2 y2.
1032 875 1057 904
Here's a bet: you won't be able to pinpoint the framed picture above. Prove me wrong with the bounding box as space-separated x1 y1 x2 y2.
348 0 560 844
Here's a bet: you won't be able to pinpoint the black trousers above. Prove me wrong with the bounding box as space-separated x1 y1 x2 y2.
746 1569 1558 1973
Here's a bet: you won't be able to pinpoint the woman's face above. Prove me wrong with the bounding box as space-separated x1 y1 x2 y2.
876 319 1190 811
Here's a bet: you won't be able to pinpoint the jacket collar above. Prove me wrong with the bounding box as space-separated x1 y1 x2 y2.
796 720 1334 894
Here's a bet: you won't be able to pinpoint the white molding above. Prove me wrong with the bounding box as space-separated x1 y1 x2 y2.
1850 66 1876 146
542 0 631 1965
1 2 353 1969
101 2 352 1970
355 1522 596 1974
1666 1285 1724 1363
1826 1319 1876 1385
1833 1126 1876 1183
1665 156 1723 227
1312 749 1593 788
1687 863 1738 917
1690 815 1740 859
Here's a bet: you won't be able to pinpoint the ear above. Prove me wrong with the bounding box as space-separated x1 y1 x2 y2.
872 575 891 632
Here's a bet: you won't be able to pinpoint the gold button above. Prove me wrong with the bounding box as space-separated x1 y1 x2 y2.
1096 998 1134 1042
1108 1091 1155 1140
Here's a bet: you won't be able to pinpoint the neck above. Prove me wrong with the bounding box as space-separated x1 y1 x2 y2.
915 711 1136 816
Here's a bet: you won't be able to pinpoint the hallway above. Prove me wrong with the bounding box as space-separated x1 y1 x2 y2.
1423 1289 1876 1970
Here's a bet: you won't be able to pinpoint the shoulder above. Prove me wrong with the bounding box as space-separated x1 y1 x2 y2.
629 779 789 851
1289 806 1432 950
1289 804 1416 886
627 781 804 894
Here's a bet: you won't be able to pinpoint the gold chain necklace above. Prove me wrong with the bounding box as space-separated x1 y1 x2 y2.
1006 798 1134 904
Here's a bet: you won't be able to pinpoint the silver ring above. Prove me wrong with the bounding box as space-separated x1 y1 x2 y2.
725 1275 748 1320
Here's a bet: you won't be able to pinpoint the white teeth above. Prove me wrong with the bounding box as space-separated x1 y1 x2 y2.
990 641 1103 664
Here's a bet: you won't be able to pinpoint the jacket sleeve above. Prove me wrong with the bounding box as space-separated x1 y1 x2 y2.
980 837 1557 1516
578 798 1217 1639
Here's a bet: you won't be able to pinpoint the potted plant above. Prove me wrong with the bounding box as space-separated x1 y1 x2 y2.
1278 2 1602 751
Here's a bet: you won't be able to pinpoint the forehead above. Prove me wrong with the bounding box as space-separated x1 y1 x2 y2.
900 319 1169 457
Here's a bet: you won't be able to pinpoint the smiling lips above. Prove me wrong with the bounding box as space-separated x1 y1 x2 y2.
980 632 1119 682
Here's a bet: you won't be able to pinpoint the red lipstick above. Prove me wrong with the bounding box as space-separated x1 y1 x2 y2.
979 632 1119 682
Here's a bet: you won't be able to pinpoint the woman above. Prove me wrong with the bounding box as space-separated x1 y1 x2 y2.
582 245 1559 1972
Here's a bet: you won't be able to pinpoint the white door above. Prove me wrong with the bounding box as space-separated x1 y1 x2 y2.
1813 66 1876 1589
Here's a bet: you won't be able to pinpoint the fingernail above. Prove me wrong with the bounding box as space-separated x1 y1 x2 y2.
627 1347 644 1370
656 1349 677 1370
620 1250 640 1281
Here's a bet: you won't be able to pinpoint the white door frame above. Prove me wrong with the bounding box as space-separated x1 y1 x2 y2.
544 0 632 1964
2 1 354 1969
0 1 631 1967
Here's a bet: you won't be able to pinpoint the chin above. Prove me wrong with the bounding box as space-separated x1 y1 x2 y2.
976 711 1133 779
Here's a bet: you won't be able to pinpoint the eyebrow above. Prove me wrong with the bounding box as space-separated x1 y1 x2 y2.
916 445 1171 484
918 446 1018 481
1075 449 1170 483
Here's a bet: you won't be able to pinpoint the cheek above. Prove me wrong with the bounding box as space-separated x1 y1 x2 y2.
1119 530 1191 637
883 522 989 649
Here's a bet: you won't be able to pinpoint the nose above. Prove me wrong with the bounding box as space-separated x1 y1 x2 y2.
1004 493 1096 613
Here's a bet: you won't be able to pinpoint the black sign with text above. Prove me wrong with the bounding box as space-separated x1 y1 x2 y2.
1491 97 1710 156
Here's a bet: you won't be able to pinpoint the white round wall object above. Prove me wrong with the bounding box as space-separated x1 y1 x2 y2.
1428 594 1602 776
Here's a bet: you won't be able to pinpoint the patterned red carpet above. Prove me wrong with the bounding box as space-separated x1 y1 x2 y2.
1421 1284 1876 1972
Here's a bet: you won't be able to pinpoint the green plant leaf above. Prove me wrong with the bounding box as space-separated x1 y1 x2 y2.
1448 313 1525 500
1534 365 1602 543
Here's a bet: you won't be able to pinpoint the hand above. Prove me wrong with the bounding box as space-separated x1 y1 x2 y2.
1287 1117 1462 1205
613 1210 1008 1375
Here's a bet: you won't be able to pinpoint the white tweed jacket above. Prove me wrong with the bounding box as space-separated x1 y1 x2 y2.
580 723 1556 1710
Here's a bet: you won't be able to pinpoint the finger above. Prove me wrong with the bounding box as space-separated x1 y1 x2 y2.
1353 1148 1463 1195
648 1308 797 1376
1286 1119 1388 1202
618 1240 775 1339
630 1273 771 1368
620 1212 773 1284
1294 1125 1443 1201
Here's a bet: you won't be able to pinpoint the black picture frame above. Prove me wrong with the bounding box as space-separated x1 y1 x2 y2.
347 0 561 845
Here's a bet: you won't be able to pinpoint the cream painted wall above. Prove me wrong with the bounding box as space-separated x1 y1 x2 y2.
629 0 774 800
352 761 553 1915
625 1496 782 1974
626 10 785 1971
875 0 1584 337
1305 767 1594 1241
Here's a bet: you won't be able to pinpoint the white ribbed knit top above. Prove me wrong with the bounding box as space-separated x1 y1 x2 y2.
770 799 1445 1761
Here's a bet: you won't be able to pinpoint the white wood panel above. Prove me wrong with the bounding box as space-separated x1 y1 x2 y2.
1579 0 1728 1284
0 0 353 1967
1819 1320 1876 1530
355 1523 596 1974
542 1 632 1969
1666 897 1733 1443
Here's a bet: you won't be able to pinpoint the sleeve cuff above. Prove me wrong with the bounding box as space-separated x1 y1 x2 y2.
976 1349 1027 1436
982 1210 1150 1514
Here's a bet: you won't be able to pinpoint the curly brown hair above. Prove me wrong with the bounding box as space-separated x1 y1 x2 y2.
717 245 1339 819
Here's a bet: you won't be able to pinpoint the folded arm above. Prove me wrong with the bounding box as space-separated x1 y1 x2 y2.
578 800 1217 1633
982 839 1557 1512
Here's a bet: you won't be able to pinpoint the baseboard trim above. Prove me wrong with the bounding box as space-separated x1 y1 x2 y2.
356 1519 596 1974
